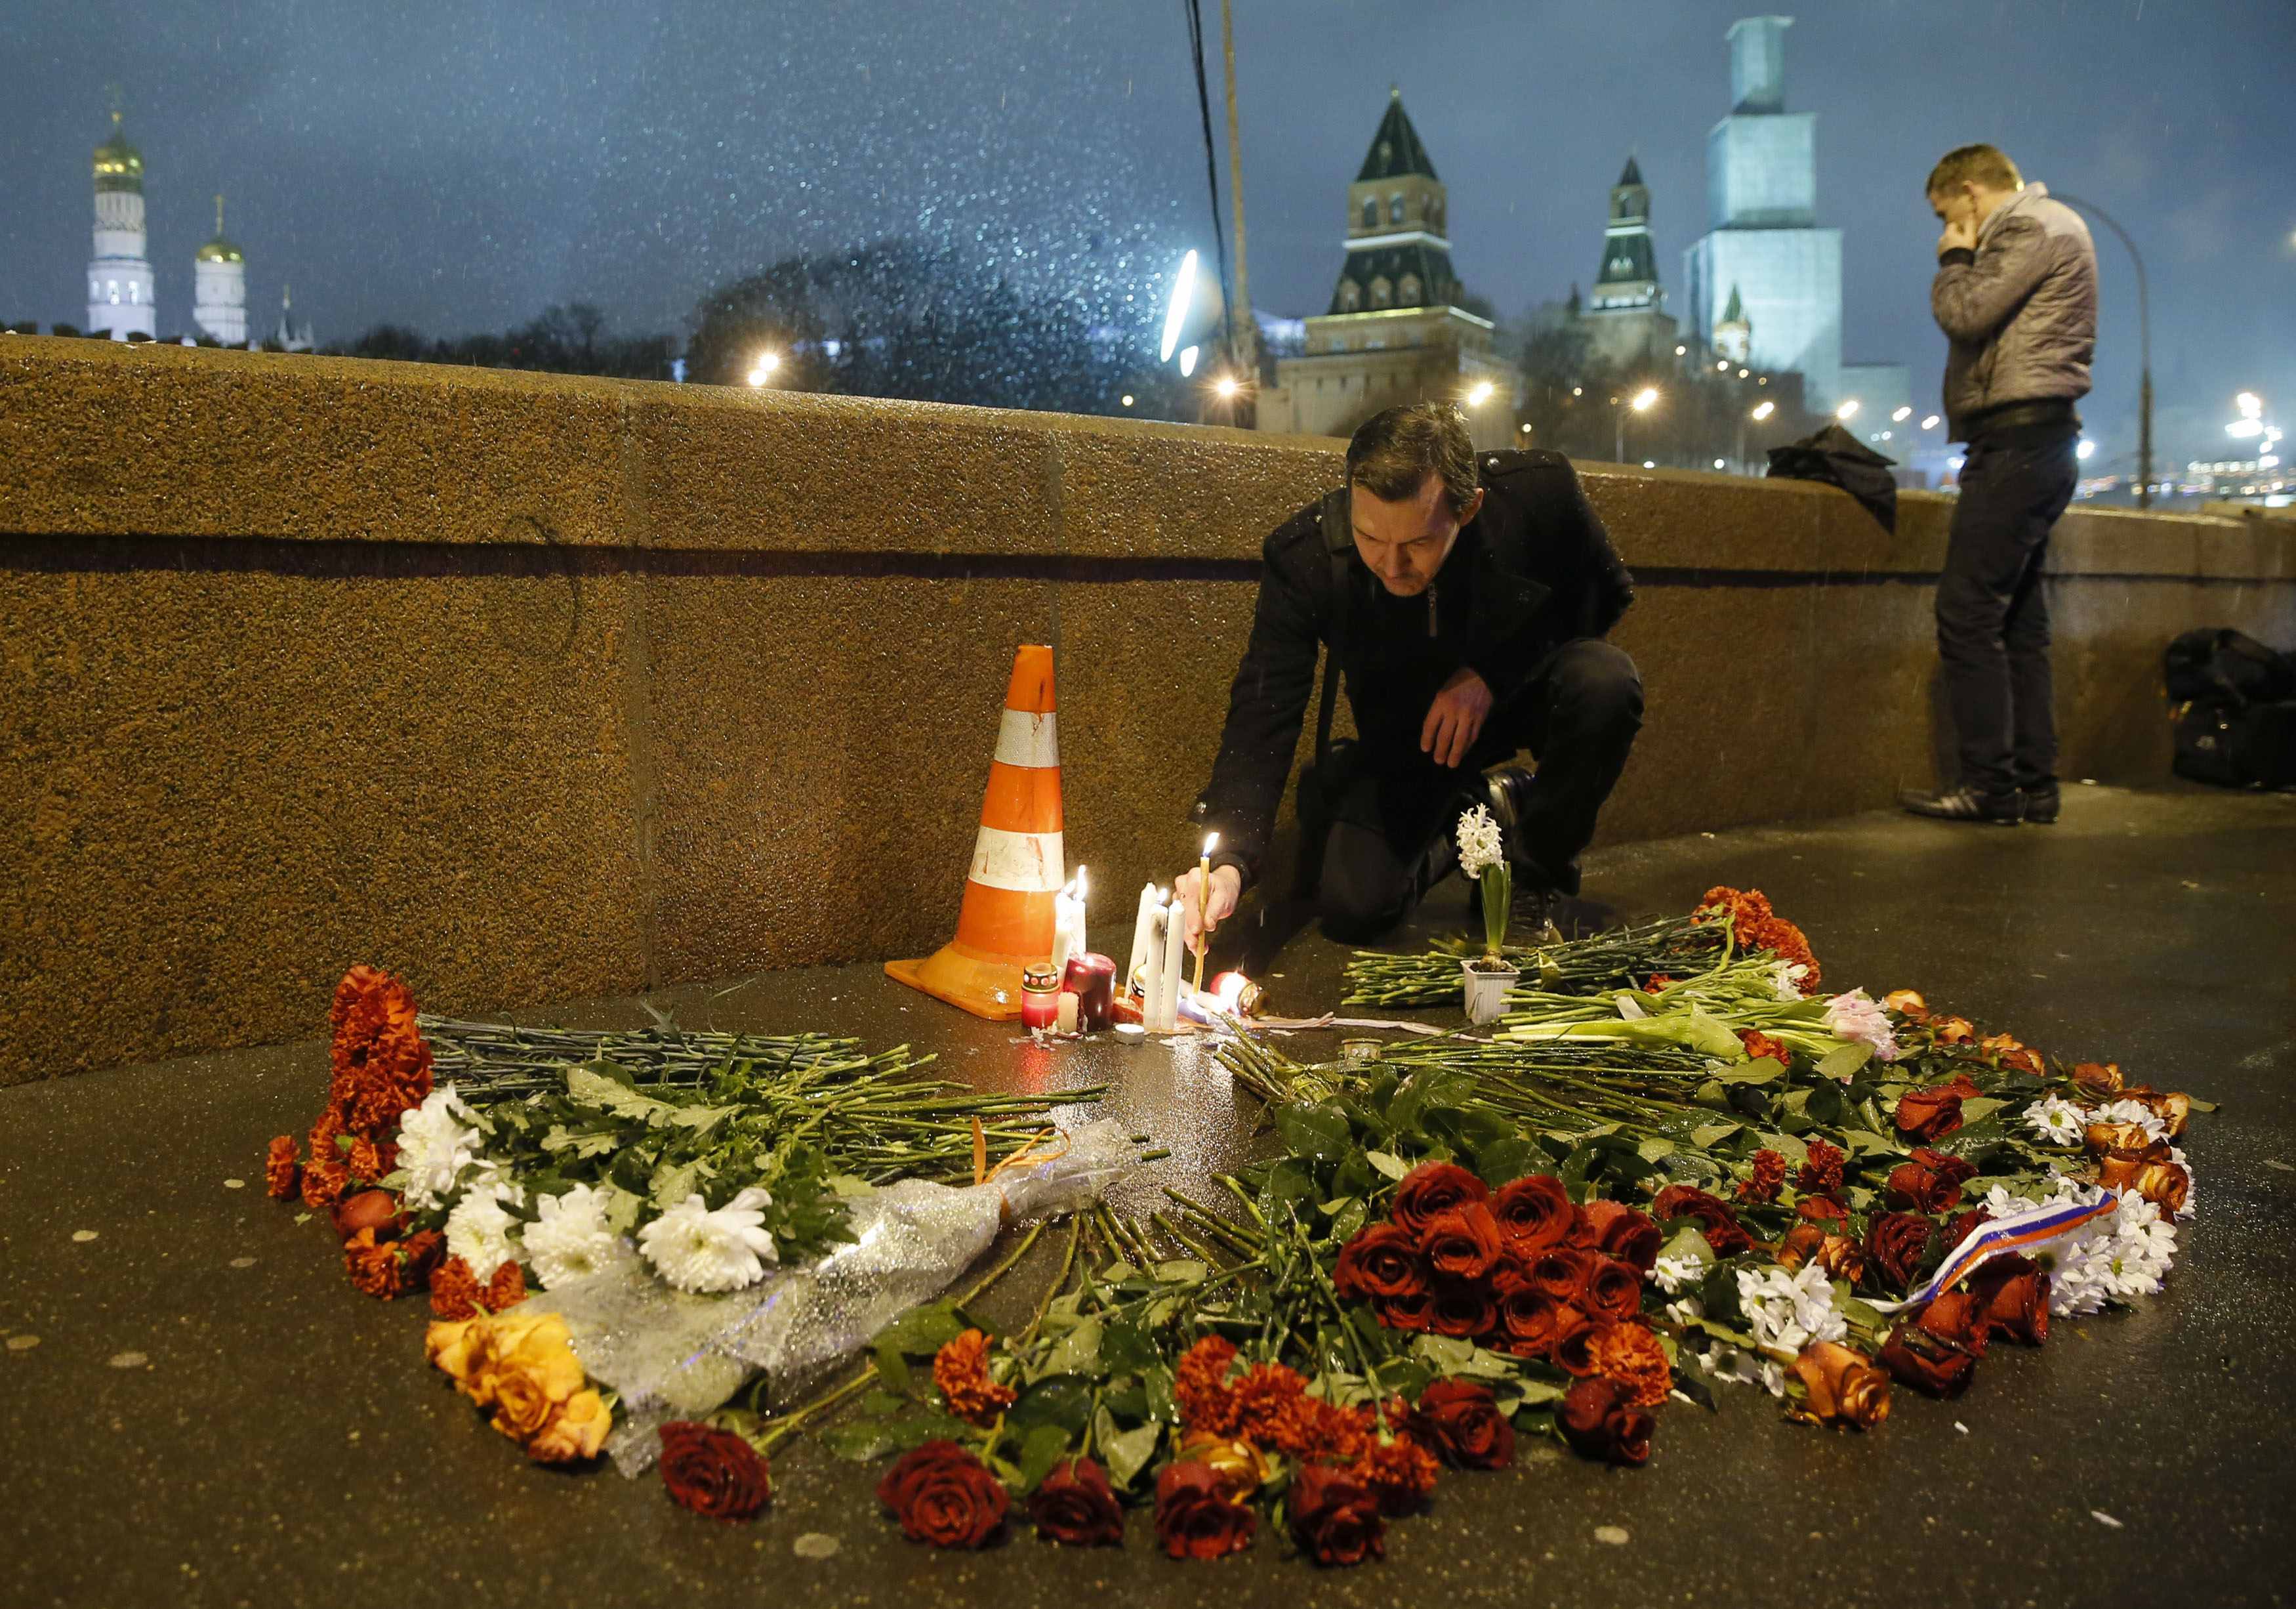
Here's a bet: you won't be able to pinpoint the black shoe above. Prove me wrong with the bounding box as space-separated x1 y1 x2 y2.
2020 783 2060 824
1483 763 1535 831
1898 785 2024 824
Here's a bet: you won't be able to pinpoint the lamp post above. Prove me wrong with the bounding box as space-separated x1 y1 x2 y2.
1614 386 1658 464
2053 192 2152 509
1739 399 1776 474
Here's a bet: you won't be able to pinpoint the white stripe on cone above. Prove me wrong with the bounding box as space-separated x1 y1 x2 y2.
993 709 1060 770
968 825 1066 893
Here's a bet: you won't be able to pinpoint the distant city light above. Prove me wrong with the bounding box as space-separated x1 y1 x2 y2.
1572 386 1583 397
1836 400 1860 421
1160 251 1199 364
746 350 782 387
1713 457 1726 469
1464 380 1495 407
1921 414 1941 430
1675 345 1687 356
1750 400 1776 421
2077 439 2097 461
1643 460 1656 469
1717 360 1730 371
1892 406 1914 423
1520 423 1533 434
1214 374 1240 399
1631 387 1659 412
1737 368 1750 379
1948 455 1966 472
1120 394 1134 407
1879 430 1892 440
2228 417 2263 439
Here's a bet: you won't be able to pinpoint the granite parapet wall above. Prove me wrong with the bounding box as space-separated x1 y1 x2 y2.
5 339 2290 1081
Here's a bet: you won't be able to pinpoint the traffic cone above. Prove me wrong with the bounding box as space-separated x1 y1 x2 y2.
886 644 1065 1020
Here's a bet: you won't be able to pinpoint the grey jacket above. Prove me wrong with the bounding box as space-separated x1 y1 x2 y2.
1932 182 2097 440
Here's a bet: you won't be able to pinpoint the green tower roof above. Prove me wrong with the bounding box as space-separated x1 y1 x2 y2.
1355 89 1439 183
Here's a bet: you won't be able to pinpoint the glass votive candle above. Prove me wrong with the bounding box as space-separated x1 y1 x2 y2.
1065 952 1118 1032
1019 965 1062 1034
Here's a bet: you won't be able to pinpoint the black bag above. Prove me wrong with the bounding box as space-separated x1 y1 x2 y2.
2163 629 2296 707
2171 700 2245 787
2229 701 2296 789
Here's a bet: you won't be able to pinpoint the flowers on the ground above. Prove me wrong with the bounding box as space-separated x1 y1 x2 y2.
637 1188 778 1293
522 1184 630 1289
1456 805 1504 879
1557 1377 1653 1465
443 1185 523 1283
1739 1262 1847 1387
1154 1461 1256 1559
1791 1341 1892 1430
659 1421 772 1520
932 1329 1016 1427
425 1308 609 1463
1457 804 1514 955
1822 989 1900 1063
1288 1464 1385 1566
2025 1095 2087 1146
877 1440 1009 1549
1028 1457 1124 1546
395 1085 485 1212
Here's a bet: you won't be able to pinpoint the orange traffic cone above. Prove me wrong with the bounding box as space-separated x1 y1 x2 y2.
886 644 1065 1020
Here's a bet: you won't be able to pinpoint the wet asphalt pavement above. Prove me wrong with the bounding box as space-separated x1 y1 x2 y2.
4 783 2293 1609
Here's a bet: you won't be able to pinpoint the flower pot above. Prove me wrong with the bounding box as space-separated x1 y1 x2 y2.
1461 959 1520 1026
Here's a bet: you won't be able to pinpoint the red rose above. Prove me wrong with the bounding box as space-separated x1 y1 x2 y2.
1581 1256 1643 1324
1877 1320 1978 1398
1530 1247 1595 1301
1967 1255 2050 1347
1390 1162 1490 1236
1942 1207 1990 1250
1864 1212 1935 1290
1885 1148 1976 1213
1557 1377 1652 1466
660 1421 771 1520
877 1439 1008 1549
1286 1464 1385 1568
1490 1175 1575 1256
1894 1085 1965 1141
1551 1312 1603 1377
1911 1147 1977 1186
1419 1202 1504 1282
1498 1286 1565 1356
1576 1200 1661 1271
1027 1457 1124 1547
1488 1253 1531 1295
1797 1139 1846 1198
1428 1282 1497 1340
331 1188 406 1243
1375 1289 1435 1333
1649 1185 1752 1257
1411 1379 1515 1469
1153 1461 1256 1559
1916 1289 1991 1357
1333 1223 1426 1304
1776 1222 1827 1270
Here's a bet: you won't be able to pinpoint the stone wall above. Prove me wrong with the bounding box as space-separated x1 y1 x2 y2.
5 338 2291 1081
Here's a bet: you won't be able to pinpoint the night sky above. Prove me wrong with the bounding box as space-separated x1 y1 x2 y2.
5 0 2291 465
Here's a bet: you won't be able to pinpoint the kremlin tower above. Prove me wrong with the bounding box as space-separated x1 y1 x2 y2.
87 111 157 339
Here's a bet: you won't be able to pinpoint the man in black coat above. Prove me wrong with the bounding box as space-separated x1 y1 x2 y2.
1174 402 1641 948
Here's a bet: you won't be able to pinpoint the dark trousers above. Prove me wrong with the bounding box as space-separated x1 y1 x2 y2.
1299 639 1643 942
1936 430 2080 797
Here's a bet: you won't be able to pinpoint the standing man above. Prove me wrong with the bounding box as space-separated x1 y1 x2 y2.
1901 144 2097 825
1174 403 1642 948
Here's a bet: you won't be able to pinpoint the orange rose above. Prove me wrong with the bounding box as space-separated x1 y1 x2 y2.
2118 1087 2191 1139
1792 1341 1891 1431
1881 990 1927 1019
525 1389 611 1463
2085 1121 2155 1157
1932 1016 1977 1045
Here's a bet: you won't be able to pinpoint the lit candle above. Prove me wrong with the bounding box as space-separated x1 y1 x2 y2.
1193 832 1219 997
1157 890 1189 1032
1019 964 1061 1035
1126 881 1160 990
1050 870 1087 981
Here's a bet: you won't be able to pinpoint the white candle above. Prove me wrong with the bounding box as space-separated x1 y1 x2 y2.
1125 881 1160 989
1050 871 1086 980
1138 892 1167 1028
1056 992 1080 1035
1157 890 1189 1032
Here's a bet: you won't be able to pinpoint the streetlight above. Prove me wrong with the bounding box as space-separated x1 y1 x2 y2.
746 350 781 387
2053 193 2153 507
1214 373 1241 400
1892 406 1913 423
1615 386 1659 463
2077 439 2097 462
1836 399 1860 422
1738 399 1776 472
1921 414 1940 431
1464 379 1495 407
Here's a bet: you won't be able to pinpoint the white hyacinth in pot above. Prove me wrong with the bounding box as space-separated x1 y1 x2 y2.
1456 803 1519 1024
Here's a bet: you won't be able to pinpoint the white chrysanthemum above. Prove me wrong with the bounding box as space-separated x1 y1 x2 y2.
396 1085 484 1211
2170 1147 2197 1220
1698 1344 1782 1396
523 1184 633 1289
2024 1096 2087 1146
1771 960 1809 1001
2093 1098 2170 1143
1737 1261 1846 1383
2040 1186 2178 1316
638 1188 778 1293
444 1186 523 1282
1455 804 1504 879
1821 989 1900 1063
1650 1253 1707 1295
1662 1293 1705 1327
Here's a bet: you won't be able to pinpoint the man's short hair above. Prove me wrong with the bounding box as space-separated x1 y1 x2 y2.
1926 144 2022 197
1345 403 1479 515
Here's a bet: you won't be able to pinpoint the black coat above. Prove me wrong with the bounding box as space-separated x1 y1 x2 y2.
1197 449 1634 892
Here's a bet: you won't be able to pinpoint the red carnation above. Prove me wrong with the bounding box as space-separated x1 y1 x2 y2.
1797 1139 1846 1198
1737 1149 1786 1204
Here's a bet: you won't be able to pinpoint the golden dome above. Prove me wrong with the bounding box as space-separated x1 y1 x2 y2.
94 113 143 193
197 196 242 264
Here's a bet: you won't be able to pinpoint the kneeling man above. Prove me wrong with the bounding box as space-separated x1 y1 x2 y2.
1175 402 1641 950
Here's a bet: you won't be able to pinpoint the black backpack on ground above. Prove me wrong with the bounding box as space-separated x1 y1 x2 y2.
2165 629 2296 789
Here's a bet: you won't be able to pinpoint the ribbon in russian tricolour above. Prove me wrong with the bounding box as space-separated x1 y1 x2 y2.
1877 1190 2122 1313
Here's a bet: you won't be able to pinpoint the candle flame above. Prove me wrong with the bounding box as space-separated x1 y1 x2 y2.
1202 831 1220 855
1075 865 1088 899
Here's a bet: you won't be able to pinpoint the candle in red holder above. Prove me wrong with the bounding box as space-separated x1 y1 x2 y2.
1019 965 1062 1034
1065 952 1118 1032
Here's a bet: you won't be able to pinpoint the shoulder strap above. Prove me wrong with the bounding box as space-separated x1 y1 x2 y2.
1312 488 1351 768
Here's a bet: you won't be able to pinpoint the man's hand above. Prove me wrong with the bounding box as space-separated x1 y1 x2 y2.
1937 197 1979 258
1173 864 1242 952
1420 666 1494 770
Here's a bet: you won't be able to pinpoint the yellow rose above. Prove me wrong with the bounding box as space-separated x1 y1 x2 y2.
525 1389 612 1464
424 1320 482 1384
1174 1431 1275 1499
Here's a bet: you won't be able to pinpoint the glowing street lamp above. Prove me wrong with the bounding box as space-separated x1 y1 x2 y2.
2226 392 2266 440
2076 439 2097 461
746 350 782 387
1213 373 1241 400
1836 399 1860 422
1750 400 1776 422
1738 400 1777 472
1615 387 1660 463
1631 387 1659 411
1921 414 1941 430
1892 406 1913 423
1464 380 1495 407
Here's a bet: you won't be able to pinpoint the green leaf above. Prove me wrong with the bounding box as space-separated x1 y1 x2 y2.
875 1302 968 1357
1364 1150 1409 1181
1636 1137 1677 1163
566 1064 676 1123
1328 1198 1367 1246
1095 1408 1162 1489
1275 1103 1353 1162
1815 1042 1874 1082
1016 1423 1073 1492
1713 1056 1785 1086
1958 1097 2006 1125
1009 1375 1096 1434
1046 1316 1103 1375
1658 1224 1715 1268
820 1418 902 1461
872 1339 912 1396
1412 1334 1476 1372
1756 1131 1809 1166
1690 1122 1742 1149
1154 1259 1207 1284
